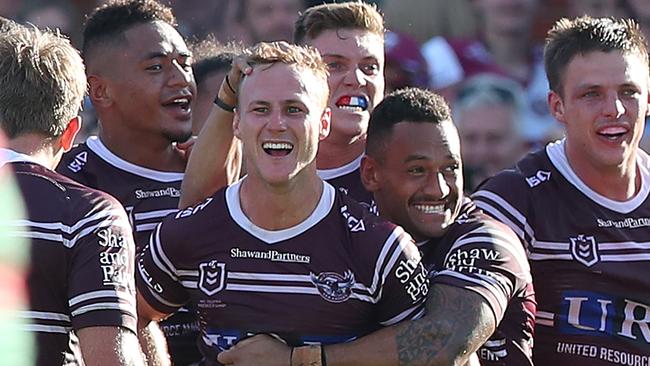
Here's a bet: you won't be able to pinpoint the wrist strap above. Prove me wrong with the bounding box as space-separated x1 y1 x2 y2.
291 344 322 366
213 95 235 113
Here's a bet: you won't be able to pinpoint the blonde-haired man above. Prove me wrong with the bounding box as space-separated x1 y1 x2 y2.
0 26 143 366
136 41 428 366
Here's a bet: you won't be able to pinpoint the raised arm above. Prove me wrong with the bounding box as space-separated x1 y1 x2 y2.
179 59 251 209
218 283 494 366
78 326 145 366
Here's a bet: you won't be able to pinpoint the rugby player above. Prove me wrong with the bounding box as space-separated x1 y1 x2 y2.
0 25 143 366
473 16 650 365
136 41 428 366
55 1 201 364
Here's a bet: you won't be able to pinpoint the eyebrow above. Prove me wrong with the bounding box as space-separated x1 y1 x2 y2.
142 51 192 61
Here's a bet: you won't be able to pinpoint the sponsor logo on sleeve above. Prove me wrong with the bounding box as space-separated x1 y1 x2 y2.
310 270 355 303
67 151 87 173
198 260 226 296
340 205 366 232
395 258 429 303
97 228 131 287
526 170 551 187
176 198 213 219
569 235 599 267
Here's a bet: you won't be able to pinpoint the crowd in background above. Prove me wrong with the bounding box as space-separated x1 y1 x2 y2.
4 0 650 192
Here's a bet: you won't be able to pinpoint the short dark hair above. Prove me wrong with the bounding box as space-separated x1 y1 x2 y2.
190 37 242 92
544 16 649 95
366 87 451 161
293 1 384 44
82 0 176 61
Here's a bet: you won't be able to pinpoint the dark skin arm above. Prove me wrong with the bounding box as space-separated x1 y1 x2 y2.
218 284 494 366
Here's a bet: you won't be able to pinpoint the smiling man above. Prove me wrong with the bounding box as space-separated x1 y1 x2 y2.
55 1 200 364
179 1 385 210
136 42 428 366
473 16 650 365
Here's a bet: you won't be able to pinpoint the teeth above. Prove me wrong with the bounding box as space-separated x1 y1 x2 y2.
336 96 368 111
173 98 189 104
413 204 444 214
262 142 293 150
600 126 627 135
338 105 363 111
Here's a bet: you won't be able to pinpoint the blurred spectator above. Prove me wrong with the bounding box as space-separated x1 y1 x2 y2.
384 31 430 92
190 37 242 134
381 0 476 43
235 0 304 44
567 0 627 18
453 75 529 192
422 0 561 145
169 0 225 39
623 0 650 37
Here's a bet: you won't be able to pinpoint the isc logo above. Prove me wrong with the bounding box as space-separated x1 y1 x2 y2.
67 151 87 173
525 170 551 187
175 198 213 219
559 291 650 344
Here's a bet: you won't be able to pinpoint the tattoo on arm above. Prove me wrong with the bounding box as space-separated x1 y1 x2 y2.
395 284 495 366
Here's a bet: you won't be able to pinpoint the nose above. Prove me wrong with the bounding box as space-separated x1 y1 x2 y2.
603 92 625 119
169 60 193 88
424 171 450 199
266 110 287 132
343 67 366 88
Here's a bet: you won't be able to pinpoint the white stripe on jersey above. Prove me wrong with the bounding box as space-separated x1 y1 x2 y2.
18 311 70 322
527 253 573 261
69 290 134 307
71 302 136 318
536 310 554 320
473 191 535 242
226 283 320 295
136 223 159 232
19 324 72 334
379 304 422 326
528 240 650 262
368 226 409 299
134 209 177 220
434 269 508 314
484 338 507 347
151 224 179 280
7 208 128 234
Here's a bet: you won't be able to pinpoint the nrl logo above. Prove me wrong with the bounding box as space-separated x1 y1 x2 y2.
198 260 226 296
310 270 355 303
569 235 599 267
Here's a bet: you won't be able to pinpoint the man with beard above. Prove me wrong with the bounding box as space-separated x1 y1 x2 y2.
56 1 200 364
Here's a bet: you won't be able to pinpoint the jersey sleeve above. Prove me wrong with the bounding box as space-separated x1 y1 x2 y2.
472 170 534 250
432 221 531 325
68 195 137 334
135 213 191 314
373 226 429 326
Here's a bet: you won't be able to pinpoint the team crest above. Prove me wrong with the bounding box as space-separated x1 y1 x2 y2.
310 270 355 303
569 235 599 267
198 260 226 296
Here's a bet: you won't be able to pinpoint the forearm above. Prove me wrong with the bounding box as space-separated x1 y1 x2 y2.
137 319 171 366
179 103 240 208
327 285 494 366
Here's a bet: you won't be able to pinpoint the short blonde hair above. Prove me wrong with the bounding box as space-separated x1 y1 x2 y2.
0 27 86 138
243 41 330 105
294 1 385 44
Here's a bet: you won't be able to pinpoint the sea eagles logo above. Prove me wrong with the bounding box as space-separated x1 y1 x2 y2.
569 235 599 267
198 260 226 296
310 270 355 303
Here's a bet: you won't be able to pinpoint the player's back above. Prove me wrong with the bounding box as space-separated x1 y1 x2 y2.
8 160 136 366
473 140 650 365
317 155 376 213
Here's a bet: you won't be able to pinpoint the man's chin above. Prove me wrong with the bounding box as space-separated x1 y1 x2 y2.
165 130 192 143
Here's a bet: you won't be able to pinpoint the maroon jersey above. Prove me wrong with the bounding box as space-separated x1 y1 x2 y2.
421 199 535 366
56 137 200 365
474 140 650 365
1 150 136 366
318 155 376 213
137 180 429 365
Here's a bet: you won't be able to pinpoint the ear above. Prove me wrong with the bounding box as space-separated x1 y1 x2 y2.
319 107 331 141
646 79 650 117
233 110 242 139
360 155 381 192
87 74 112 107
548 90 567 125
60 116 81 151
